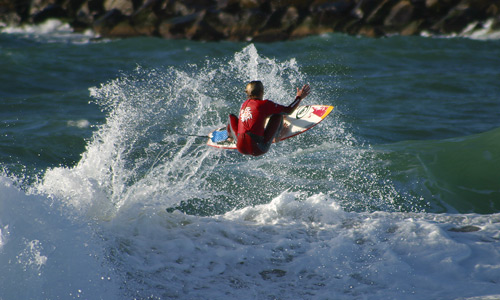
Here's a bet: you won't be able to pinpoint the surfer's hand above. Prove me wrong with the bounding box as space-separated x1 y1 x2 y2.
296 84 310 99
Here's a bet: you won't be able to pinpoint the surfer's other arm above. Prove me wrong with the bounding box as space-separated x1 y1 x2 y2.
283 84 311 114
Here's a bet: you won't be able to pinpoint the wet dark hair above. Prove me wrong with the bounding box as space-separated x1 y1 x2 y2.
245 81 264 99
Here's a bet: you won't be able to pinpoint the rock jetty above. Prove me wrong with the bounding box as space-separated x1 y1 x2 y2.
1 0 499 41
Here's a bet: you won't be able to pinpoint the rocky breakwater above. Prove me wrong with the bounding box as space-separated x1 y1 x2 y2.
1 0 500 41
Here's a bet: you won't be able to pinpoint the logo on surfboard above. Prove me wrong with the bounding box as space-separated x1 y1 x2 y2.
312 106 328 118
295 106 311 119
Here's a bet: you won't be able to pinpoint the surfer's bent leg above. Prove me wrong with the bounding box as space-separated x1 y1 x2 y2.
236 114 283 156
263 114 283 144
241 133 266 156
227 114 239 141
244 114 283 156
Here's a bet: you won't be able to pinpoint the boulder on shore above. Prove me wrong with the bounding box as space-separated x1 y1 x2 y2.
1 0 499 41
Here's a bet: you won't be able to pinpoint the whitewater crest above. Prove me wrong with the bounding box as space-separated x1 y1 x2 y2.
35 45 309 218
1 19 96 44
36 44 412 220
421 18 500 40
101 190 500 299
0 176 120 299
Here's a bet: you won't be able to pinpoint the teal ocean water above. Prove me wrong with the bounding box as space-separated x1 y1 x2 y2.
1 20 500 299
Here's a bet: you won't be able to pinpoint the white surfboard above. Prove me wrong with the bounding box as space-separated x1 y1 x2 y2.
207 105 334 149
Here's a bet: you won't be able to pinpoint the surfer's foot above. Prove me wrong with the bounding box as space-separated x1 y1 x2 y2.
274 123 290 142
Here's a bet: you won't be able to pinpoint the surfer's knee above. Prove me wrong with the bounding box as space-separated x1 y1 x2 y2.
227 114 238 140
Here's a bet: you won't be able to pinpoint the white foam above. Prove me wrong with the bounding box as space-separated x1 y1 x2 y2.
16 239 48 274
0 176 119 299
421 19 500 41
67 119 90 129
1 19 96 44
37 45 326 220
99 191 500 299
459 19 500 40
0 222 8 251
1 19 71 35
5 172 500 299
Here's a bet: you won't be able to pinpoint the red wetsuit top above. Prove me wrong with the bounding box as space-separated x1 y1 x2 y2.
230 99 287 156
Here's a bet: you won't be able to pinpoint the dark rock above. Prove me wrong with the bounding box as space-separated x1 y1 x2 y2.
216 0 241 12
400 19 424 35
352 0 382 20
239 0 262 10
281 6 300 30
187 14 225 40
493 16 500 31
1 0 500 41
311 0 354 15
131 2 162 36
425 0 460 12
431 1 474 33
467 0 500 20
430 0 500 34
29 0 56 16
487 3 499 17
108 19 139 37
384 0 414 27
253 27 290 42
159 10 218 40
291 15 323 39
61 0 88 16
269 0 308 11
0 12 21 25
0 0 22 24
88 0 105 13
32 4 67 23
310 0 356 30
103 0 135 16
357 24 386 37
365 0 396 25
343 18 370 35
74 2 96 26
229 8 270 40
131 12 158 35
1 0 29 23
93 9 128 36
204 10 238 38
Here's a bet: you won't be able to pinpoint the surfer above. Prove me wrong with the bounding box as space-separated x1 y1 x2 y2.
227 81 311 156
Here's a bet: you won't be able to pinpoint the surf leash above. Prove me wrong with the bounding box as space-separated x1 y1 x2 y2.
178 133 208 138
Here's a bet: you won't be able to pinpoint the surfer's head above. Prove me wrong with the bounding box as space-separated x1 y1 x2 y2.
246 81 264 99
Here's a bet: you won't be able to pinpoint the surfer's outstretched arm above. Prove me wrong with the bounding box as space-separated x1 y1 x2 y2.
283 84 310 114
